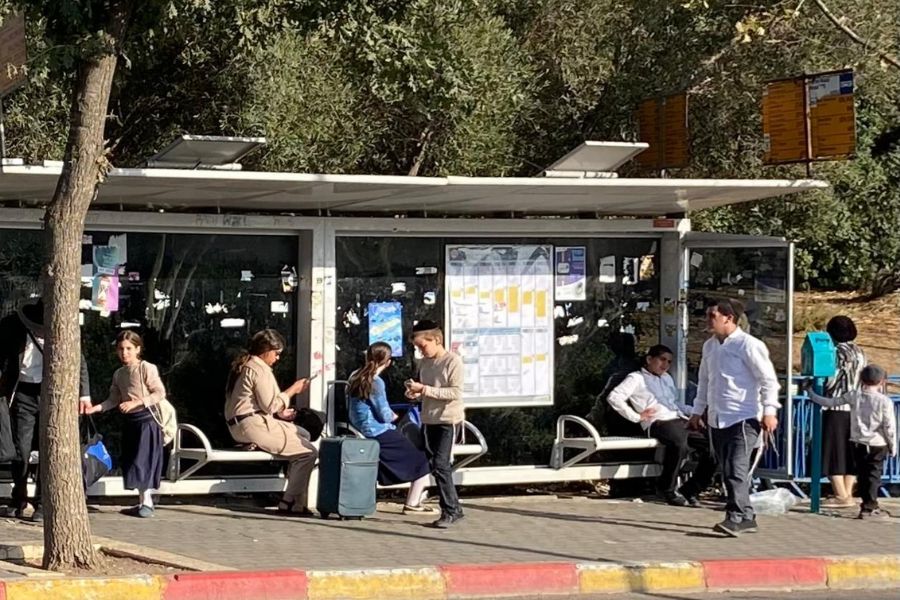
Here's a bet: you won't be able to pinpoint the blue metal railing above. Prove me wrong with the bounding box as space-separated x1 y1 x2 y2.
761 381 900 483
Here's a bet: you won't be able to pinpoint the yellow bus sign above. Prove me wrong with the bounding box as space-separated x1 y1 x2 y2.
762 69 855 165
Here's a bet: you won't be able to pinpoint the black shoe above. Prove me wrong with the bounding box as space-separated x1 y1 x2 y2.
30 506 43 524
432 514 454 529
713 519 742 537
432 512 464 529
858 509 889 520
714 518 757 537
663 493 688 507
683 495 703 508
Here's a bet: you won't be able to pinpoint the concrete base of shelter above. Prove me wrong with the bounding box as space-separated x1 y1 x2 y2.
1 554 897 599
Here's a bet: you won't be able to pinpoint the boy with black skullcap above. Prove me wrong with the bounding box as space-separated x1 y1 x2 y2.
404 320 465 528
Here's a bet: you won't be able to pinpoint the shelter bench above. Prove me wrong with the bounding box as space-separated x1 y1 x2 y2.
168 423 286 482
550 415 660 470
169 415 489 482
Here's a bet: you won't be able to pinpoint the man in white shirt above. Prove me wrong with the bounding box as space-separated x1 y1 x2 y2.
0 299 92 523
688 299 780 537
607 345 716 507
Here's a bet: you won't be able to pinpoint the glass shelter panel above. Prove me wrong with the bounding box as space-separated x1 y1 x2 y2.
684 246 791 383
335 235 661 465
0 228 299 469
684 242 794 477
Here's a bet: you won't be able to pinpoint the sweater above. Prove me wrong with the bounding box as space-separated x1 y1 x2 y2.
100 361 166 412
418 351 465 425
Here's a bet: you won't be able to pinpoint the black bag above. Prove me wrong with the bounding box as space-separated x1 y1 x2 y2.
0 395 16 463
81 418 112 490
294 407 325 442
397 406 425 451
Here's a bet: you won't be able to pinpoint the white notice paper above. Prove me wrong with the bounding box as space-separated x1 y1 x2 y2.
446 244 554 407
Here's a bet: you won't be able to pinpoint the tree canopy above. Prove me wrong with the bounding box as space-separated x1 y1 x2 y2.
3 0 899 289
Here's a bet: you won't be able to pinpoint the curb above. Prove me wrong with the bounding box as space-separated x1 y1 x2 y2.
0 554 898 599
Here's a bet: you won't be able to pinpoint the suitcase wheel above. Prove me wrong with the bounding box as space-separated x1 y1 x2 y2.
341 516 364 521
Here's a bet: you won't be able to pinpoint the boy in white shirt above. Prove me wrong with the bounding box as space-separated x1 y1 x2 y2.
607 344 716 507
805 364 897 519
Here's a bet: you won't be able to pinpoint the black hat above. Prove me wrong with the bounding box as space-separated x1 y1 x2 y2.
412 319 440 333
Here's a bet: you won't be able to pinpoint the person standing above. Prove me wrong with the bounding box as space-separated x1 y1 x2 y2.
0 299 92 523
821 315 866 507
84 331 165 518
688 299 780 537
805 364 896 520
607 344 716 507
224 329 316 516
405 320 465 528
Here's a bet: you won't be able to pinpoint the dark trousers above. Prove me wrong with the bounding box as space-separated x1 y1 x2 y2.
649 418 716 497
9 385 41 508
424 423 462 518
853 443 888 512
711 419 760 523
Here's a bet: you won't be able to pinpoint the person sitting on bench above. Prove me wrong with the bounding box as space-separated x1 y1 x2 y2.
225 329 317 516
607 344 715 507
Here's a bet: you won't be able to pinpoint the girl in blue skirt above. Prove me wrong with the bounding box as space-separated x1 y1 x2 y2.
348 342 433 514
85 331 166 517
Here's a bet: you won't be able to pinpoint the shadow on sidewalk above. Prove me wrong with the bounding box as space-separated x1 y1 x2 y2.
468 502 714 535
152 504 628 564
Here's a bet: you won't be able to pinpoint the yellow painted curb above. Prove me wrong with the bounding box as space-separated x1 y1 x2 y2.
632 562 705 592
578 564 630 594
3 575 162 600
578 562 704 594
308 567 445 600
826 555 900 589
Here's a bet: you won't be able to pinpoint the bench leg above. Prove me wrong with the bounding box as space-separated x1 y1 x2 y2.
174 456 210 482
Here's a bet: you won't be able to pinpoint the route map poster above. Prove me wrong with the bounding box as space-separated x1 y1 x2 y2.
446 245 554 407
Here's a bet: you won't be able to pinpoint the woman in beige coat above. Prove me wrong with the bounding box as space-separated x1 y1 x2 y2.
225 329 317 515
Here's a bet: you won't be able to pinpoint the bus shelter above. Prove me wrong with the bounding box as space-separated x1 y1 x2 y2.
0 143 827 497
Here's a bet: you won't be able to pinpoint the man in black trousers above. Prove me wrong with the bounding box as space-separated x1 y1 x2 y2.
0 299 92 522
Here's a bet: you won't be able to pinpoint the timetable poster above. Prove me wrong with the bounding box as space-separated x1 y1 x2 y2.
446 245 554 407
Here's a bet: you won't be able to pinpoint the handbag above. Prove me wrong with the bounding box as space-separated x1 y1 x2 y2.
140 361 177 446
397 405 425 451
82 416 112 489
294 407 325 442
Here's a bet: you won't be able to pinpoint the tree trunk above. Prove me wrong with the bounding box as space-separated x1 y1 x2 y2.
40 1 132 571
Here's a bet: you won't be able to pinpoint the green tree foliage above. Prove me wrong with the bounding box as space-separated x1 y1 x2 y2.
2 0 898 287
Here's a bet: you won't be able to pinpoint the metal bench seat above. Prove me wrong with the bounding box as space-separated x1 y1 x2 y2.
551 415 660 470
169 423 285 481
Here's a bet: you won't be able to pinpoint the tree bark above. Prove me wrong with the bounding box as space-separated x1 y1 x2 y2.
40 1 132 570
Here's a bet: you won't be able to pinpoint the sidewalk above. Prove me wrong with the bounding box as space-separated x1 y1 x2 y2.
1 495 899 598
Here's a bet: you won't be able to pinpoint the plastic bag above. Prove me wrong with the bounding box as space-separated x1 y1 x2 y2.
749 488 797 515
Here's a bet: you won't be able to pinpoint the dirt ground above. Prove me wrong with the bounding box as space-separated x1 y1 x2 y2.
22 550 181 576
793 290 900 381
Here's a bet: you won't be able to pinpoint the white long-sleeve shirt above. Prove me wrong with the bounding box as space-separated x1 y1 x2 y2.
808 387 897 456
607 369 690 430
692 328 781 429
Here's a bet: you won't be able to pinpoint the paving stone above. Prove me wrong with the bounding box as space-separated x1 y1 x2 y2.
1 497 892 571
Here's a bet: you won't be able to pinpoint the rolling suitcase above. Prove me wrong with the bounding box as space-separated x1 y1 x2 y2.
317 437 379 520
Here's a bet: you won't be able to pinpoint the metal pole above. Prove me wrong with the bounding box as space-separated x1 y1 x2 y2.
809 376 824 513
